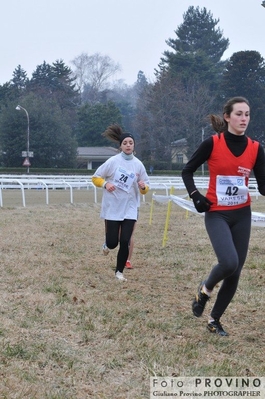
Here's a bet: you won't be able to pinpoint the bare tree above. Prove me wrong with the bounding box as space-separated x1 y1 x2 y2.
177 78 215 156
71 52 121 102
134 73 215 168
70 53 90 93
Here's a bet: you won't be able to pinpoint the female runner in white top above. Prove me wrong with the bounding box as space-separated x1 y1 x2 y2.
92 124 149 281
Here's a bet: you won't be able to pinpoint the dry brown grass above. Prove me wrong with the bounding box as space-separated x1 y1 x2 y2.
0 189 264 398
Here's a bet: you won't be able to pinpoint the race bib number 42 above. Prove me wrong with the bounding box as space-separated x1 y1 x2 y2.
216 175 248 206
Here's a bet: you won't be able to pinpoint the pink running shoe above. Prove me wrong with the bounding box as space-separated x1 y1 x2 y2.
125 260 133 269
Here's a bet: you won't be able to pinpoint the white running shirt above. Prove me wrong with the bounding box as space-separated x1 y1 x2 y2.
93 153 149 220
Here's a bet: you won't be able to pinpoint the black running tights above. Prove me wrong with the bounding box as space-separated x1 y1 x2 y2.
105 219 136 273
204 206 251 320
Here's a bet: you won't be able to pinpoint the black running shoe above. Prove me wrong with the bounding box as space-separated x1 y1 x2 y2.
207 319 229 336
192 281 210 317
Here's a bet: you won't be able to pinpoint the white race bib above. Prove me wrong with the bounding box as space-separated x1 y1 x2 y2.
216 175 248 206
113 166 135 192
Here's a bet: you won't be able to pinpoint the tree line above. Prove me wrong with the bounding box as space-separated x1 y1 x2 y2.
1 6 265 170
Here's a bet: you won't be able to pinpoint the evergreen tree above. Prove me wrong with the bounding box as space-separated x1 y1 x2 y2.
29 60 79 109
0 66 28 110
11 65 29 93
220 51 265 142
144 6 230 161
158 6 229 89
136 70 148 89
77 101 122 146
0 82 18 110
51 59 80 109
28 60 79 137
29 61 53 93
166 6 229 62
0 93 77 168
221 51 265 97
0 102 24 167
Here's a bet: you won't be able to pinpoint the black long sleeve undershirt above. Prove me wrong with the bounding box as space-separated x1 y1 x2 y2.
182 131 265 197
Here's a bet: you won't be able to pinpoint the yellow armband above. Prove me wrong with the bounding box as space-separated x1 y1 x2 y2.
140 185 149 195
92 176 106 188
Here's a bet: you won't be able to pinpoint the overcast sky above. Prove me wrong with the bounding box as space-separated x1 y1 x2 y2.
1 0 265 86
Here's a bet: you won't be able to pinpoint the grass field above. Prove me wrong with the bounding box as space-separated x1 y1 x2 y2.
0 189 264 398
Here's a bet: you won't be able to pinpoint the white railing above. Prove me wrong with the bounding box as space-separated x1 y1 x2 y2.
0 175 96 207
149 176 259 198
0 175 260 207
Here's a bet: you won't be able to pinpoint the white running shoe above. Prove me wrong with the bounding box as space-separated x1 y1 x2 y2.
102 243 110 256
115 271 127 281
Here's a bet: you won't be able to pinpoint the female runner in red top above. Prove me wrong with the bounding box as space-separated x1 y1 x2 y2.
182 96 265 336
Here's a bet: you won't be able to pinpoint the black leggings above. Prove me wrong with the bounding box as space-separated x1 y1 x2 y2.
105 219 136 273
204 206 251 319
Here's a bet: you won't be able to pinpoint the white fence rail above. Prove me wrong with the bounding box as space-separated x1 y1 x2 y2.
0 175 96 207
148 176 259 198
0 175 260 207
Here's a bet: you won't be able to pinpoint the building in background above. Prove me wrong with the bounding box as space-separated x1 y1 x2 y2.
171 138 188 164
77 147 118 169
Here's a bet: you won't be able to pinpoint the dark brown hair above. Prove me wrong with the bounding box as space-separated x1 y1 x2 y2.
102 124 124 144
208 96 250 133
102 124 135 145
